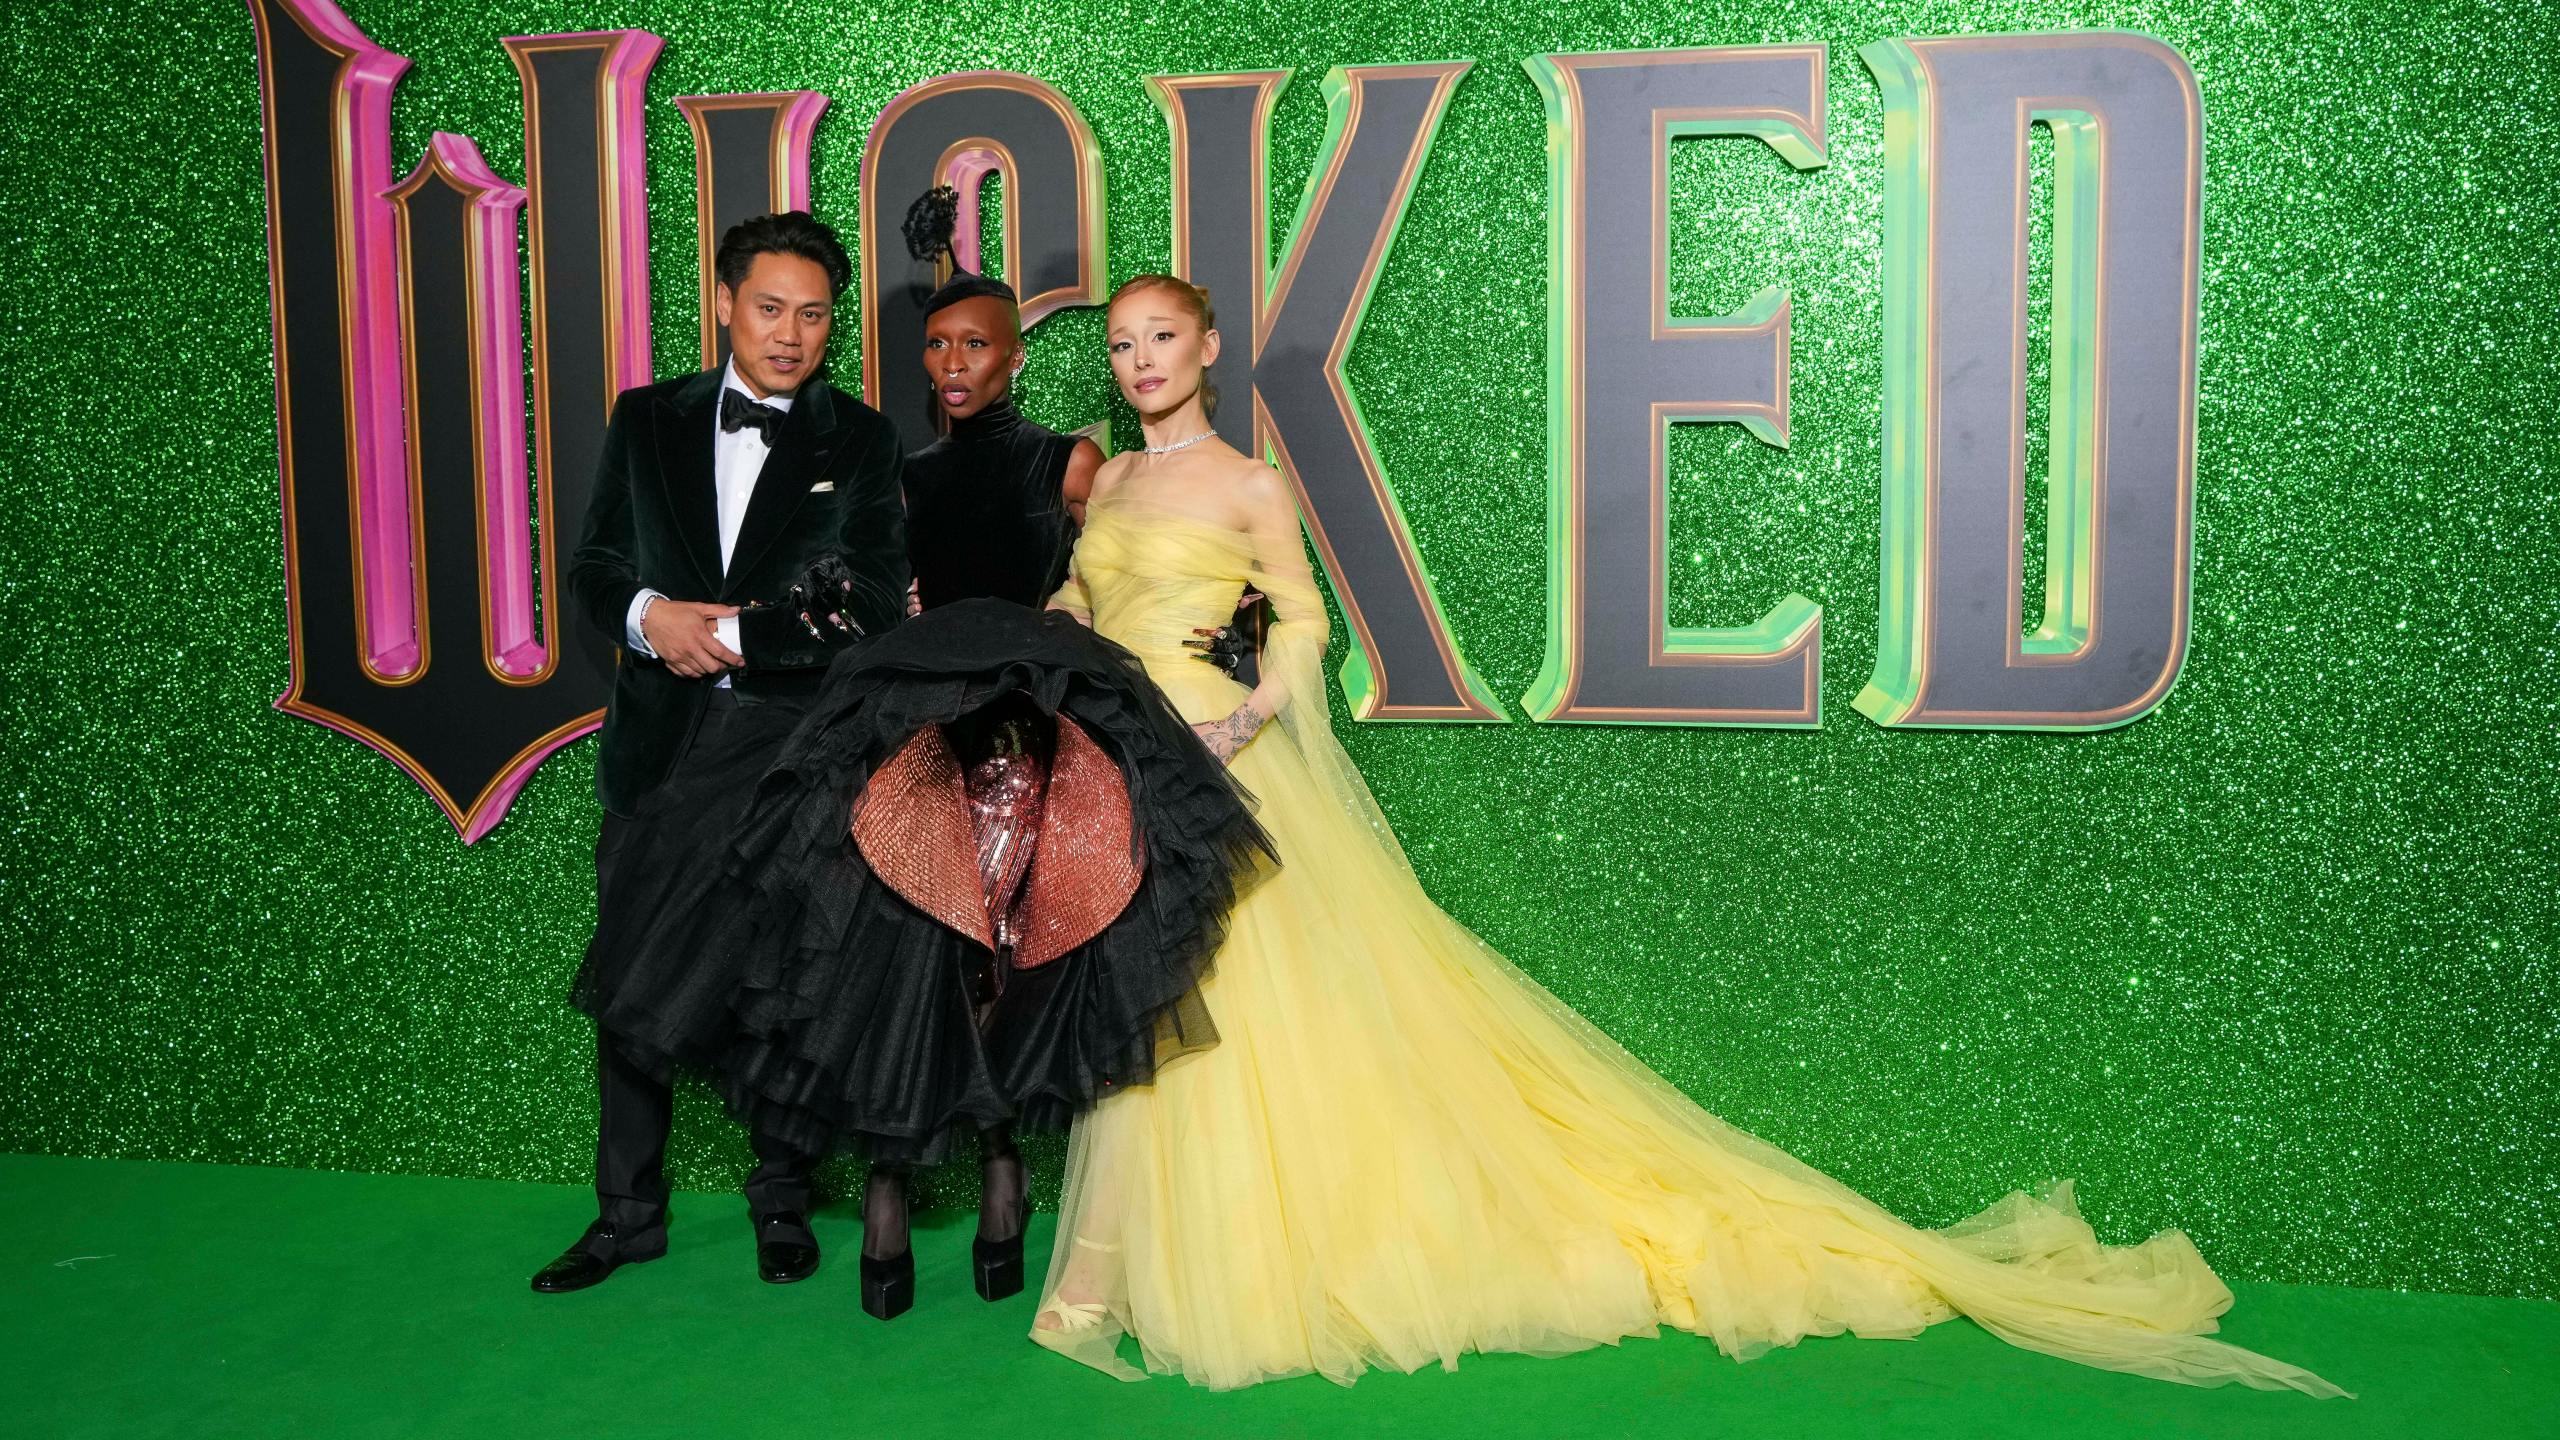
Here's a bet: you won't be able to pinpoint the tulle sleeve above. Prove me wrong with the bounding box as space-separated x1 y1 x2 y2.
1239 490 1414 871
1242 514 1330 720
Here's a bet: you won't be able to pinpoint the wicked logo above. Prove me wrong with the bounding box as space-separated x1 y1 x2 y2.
250 0 2203 840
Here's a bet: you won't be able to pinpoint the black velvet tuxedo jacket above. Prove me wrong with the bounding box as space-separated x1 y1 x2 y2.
568 366 909 816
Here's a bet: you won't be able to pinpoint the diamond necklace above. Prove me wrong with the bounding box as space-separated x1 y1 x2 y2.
1141 429 1218 455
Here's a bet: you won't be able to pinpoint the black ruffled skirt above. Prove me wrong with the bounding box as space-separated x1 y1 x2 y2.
573 598 1273 1163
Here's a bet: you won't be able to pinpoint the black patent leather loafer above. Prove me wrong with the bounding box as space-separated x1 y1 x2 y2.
530 1220 666 1294
756 1211 821 1285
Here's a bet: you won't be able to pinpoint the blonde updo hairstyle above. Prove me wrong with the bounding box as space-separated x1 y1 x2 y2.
1109 273 1218 418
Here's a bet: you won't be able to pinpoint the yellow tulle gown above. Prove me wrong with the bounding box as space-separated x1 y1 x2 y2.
1032 494 2343 1397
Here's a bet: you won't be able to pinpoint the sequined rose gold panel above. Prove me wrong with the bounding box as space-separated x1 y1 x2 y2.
1012 716 1143 970
850 726 994 949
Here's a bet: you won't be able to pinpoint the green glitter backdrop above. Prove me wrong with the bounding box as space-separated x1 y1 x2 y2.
2 0 2553 1300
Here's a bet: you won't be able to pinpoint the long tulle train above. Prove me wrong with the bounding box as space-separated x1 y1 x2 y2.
1029 498 2343 1397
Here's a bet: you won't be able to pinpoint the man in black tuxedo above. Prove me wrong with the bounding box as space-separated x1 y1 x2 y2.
532 212 908 1294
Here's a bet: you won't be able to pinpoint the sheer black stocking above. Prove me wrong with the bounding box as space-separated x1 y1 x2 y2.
979 1128 1027 1245
861 1165 911 1262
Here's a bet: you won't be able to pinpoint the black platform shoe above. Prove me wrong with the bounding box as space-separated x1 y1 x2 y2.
861 1249 916 1320
973 1234 1026 1301
859 1167 915 1321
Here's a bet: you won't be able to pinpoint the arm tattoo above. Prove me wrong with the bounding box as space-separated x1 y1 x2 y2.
1206 703 1265 757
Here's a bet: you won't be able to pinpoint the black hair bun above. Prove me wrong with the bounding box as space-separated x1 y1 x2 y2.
903 185 959 263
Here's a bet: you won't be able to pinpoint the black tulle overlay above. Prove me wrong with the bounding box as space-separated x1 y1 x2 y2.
573 598 1275 1163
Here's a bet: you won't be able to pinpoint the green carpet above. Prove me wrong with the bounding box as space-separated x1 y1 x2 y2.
4 1155 2551 1439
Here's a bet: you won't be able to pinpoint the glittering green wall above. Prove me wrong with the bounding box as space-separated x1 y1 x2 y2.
3 0 2552 1299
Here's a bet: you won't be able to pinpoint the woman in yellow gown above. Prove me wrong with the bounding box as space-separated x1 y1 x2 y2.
1032 275 2343 1397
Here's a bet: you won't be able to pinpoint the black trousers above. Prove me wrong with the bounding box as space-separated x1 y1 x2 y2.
590 688 815 1249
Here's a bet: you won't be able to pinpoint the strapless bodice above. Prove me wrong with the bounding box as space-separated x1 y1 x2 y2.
1059 496 1330 724
1064 500 1254 675
1074 505 1253 656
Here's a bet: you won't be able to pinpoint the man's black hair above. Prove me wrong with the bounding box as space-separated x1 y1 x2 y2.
714 210 852 298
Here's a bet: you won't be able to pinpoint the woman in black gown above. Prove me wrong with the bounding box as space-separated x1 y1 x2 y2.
572 191 1267 1321
876 191 1105 1309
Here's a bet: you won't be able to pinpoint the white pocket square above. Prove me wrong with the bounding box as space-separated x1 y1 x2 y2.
809 481 836 493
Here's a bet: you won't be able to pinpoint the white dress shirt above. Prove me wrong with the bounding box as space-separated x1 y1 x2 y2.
624 361 795 685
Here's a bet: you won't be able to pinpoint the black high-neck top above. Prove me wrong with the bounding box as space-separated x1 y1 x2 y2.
903 398 1080 612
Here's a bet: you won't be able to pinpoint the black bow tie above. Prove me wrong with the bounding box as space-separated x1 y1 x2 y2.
720 387 785 444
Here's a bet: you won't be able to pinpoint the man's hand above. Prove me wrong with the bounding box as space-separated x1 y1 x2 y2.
642 598 744 678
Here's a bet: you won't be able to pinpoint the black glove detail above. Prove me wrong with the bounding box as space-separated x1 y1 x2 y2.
766 554 864 644
1187 626 1250 677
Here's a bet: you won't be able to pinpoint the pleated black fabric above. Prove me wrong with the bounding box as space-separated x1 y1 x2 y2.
574 599 1273 1163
